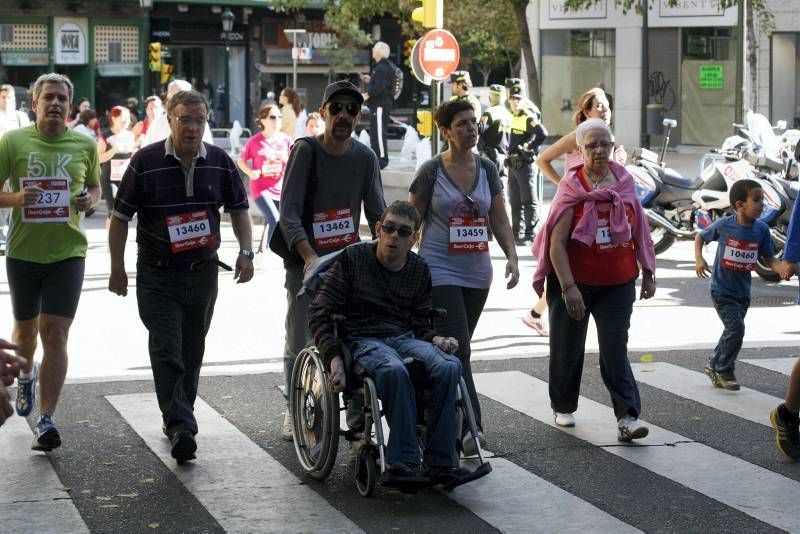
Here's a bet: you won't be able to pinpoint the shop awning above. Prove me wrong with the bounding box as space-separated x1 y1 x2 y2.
154 0 323 7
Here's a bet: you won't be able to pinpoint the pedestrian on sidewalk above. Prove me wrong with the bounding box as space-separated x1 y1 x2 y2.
532 118 655 440
108 89 254 465
276 80 385 441
409 98 519 455
0 73 101 450
361 41 397 170
695 179 780 391
770 190 800 460
237 103 292 252
279 88 301 140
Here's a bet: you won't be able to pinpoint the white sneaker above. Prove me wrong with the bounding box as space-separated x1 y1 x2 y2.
553 411 575 427
617 415 649 441
281 410 294 441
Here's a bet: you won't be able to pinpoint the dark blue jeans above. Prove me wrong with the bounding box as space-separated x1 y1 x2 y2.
254 195 279 248
349 333 462 467
709 291 750 374
546 275 641 420
136 260 218 436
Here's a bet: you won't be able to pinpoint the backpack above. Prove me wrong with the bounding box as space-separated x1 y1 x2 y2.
390 62 404 101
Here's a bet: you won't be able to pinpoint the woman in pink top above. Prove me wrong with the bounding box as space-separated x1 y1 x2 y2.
237 104 293 252
533 118 656 438
523 87 627 335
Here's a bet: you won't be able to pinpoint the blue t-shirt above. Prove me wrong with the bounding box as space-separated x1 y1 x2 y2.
699 215 775 299
783 194 800 303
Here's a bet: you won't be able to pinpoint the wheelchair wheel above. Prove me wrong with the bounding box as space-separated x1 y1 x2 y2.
290 344 340 480
355 447 377 498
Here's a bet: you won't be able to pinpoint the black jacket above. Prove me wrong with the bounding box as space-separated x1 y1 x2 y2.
366 58 395 109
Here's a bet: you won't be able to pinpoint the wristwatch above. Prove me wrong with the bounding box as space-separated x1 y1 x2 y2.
239 249 255 260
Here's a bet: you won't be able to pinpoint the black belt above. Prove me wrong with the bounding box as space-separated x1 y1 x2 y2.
139 252 230 272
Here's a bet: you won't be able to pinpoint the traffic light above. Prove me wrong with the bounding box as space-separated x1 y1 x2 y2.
411 0 443 29
148 42 161 72
403 39 417 68
160 63 174 85
416 110 432 137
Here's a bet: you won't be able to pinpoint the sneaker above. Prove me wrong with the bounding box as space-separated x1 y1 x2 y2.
281 410 294 441
16 362 38 417
704 365 722 388
461 430 486 457
716 371 741 391
522 312 549 336
617 415 649 442
31 414 61 451
170 430 197 465
770 406 800 461
553 411 575 427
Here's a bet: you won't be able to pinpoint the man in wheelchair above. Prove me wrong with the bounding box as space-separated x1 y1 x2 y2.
308 200 475 487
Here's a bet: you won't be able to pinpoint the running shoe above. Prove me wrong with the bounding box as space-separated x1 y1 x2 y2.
553 411 575 427
170 430 197 465
716 371 741 391
522 312 549 336
31 414 61 452
16 362 38 417
617 415 649 442
770 405 800 461
281 410 294 441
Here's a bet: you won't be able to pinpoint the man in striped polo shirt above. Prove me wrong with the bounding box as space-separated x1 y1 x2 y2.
108 89 253 465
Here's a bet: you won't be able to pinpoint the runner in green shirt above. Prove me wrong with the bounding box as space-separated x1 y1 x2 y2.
0 73 100 452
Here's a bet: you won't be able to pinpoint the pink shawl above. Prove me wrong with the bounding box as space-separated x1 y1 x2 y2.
531 160 656 296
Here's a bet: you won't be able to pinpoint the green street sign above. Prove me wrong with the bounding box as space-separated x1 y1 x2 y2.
699 65 724 90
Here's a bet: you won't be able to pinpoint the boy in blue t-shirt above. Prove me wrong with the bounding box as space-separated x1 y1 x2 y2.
770 192 800 461
695 179 779 391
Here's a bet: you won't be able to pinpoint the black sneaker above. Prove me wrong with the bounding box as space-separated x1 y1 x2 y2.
170 430 197 465
771 406 800 461
31 414 61 452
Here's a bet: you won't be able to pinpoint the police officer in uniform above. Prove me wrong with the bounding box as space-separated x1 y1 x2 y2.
478 84 512 176
506 85 547 246
449 71 481 117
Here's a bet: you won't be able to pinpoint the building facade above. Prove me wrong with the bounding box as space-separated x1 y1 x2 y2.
1 0 146 116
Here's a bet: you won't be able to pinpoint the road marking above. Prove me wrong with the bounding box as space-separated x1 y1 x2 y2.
0 416 89 533
452 456 641 533
631 362 779 426
741 357 797 376
107 393 362 533
475 371 800 532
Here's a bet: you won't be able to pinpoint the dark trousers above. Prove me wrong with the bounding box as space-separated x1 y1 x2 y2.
283 264 309 399
546 274 641 420
136 261 218 436
507 162 539 239
369 104 389 169
709 291 750 373
431 285 490 432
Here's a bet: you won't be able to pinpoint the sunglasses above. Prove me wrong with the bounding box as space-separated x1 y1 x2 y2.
380 223 414 237
328 102 360 117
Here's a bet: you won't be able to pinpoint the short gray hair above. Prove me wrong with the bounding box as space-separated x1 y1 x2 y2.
167 90 209 117
576 118 613 146
373 41 390 59
167 79 192 100
0 84 13 95
32 73 74 103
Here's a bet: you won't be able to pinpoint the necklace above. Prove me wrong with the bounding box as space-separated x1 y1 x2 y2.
587 169 609 189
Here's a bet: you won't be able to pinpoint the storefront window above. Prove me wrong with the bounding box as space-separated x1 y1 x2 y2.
541 29 615 137
771 33 800 128
680 27 736 145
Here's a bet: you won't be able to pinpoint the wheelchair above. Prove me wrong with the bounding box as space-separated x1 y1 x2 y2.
289 314 492 497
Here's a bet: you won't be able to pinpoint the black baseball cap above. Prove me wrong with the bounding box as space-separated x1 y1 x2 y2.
322 80 363 106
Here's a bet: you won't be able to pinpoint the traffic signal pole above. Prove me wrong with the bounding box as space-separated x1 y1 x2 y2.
431 80 440 154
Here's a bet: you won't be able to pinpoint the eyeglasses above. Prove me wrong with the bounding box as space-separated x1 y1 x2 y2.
173 116 207 127
328 102 360 117
380 223 414 237
582 141 614 151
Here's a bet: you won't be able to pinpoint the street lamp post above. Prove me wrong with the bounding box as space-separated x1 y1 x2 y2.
221 8 235 127
283 28 306 89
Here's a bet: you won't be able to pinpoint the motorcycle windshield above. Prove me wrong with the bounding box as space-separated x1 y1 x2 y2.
747 110 781 158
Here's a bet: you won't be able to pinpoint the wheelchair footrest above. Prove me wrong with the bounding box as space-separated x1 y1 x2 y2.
441 461 492 491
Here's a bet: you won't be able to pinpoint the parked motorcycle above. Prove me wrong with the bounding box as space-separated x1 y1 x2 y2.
628 118 726 254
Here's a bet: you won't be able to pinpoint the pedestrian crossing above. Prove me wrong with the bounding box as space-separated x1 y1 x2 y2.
3 356 798 533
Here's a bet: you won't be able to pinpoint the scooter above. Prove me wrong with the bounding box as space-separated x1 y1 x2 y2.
627 118 725 254
751 170 799 281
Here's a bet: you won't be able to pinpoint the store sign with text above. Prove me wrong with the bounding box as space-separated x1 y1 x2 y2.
54 18 88 65
660 0 725 17
548 0 606 20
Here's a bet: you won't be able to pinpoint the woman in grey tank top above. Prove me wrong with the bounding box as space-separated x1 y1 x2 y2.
409 99 519 455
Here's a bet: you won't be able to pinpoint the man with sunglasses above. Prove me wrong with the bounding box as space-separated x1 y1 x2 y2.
308 201 470 486
108 90 253 465
278 80 385 441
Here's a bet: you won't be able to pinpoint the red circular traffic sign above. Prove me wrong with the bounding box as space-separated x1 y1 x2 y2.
417 29 460 81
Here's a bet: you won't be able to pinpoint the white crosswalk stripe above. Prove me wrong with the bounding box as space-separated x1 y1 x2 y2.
474 371 800 532
0 416 89 534
742 357 797 375
631 361 780 426
106 393 362 534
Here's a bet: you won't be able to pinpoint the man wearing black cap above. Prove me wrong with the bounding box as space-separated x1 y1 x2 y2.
277 80 386 441
449 71 481 117
507 85 547 245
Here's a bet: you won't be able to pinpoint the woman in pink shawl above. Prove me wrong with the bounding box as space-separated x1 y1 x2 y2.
532 118 656 441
